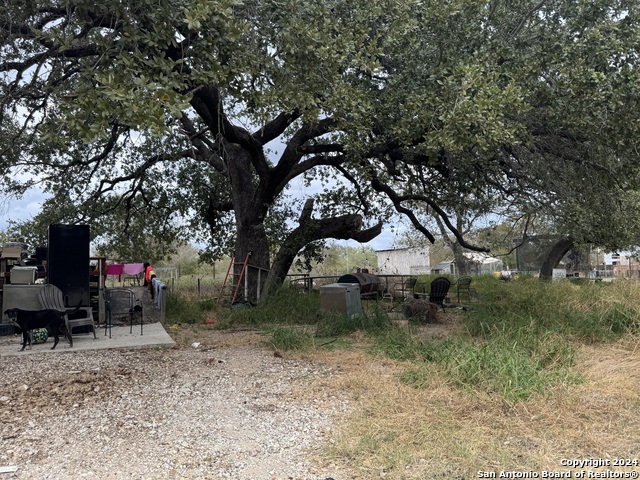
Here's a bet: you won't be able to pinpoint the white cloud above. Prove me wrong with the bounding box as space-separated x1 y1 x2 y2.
0 189 49 232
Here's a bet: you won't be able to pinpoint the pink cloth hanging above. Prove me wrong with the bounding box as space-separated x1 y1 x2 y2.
105 264 123 282
122 263 144 276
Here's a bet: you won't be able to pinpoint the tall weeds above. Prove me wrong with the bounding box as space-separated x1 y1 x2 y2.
375 277 640 400
166 279 640 400
219 287 391 350
466 277 640 341
221 287 322 326
165 293 211 324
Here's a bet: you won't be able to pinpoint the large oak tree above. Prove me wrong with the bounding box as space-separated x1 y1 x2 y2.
2 0 640 293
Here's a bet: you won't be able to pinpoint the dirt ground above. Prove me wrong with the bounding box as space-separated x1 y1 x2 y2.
0 327 348 480
2 296 640 479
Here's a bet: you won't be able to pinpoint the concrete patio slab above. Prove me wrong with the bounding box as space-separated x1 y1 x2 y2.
0 322 175 357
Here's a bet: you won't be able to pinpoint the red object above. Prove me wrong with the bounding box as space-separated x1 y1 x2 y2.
105 264 123 282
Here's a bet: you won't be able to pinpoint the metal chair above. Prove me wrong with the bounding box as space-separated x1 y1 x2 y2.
392 277 418 300
104 288 143 338
455 276 478 303
37 283 97 339
428 277 452 312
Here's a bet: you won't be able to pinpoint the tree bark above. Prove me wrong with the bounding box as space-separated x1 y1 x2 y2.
539 236 574 280
261 199 382 299
217 141 272 303
434 213 468 275
451 241 468 275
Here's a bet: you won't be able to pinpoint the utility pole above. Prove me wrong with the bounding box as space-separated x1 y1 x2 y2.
346 242 349 273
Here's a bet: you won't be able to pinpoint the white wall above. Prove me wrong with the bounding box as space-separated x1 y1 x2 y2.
376 247 430 275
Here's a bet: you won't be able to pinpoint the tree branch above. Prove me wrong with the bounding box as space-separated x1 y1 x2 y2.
370 176 489 252
252 110 301 145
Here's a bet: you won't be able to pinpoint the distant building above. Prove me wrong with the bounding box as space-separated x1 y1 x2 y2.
431 260 455 275
376 247 430 275
606 253 640 278
432 253 503 276
463 252 504 275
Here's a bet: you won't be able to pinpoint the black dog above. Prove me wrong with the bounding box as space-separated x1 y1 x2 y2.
4 308 73 351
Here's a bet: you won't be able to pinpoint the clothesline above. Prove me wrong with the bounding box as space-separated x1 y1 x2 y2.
104 263 145 283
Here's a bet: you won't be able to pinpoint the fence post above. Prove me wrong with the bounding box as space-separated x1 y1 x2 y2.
244 268 248 302
160 285 167 323
257 268 262 301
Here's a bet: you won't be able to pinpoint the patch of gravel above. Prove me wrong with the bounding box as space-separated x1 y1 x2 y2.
0 344 349 479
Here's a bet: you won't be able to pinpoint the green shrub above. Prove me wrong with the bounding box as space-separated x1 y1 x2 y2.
316 306 391 338
165 294 211 324
269 327 315 351
223 287 322 326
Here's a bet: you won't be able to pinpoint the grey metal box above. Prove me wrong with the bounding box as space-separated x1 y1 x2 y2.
10 266 38 284
319 283 362 318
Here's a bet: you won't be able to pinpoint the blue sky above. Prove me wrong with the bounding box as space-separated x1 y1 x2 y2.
0 187 48 233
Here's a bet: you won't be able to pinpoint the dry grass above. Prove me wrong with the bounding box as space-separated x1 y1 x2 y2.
162 293 640 479
163 321 268 349
294 331 640 479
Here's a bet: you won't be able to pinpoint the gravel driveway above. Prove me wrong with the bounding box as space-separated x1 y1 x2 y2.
0 340 348 479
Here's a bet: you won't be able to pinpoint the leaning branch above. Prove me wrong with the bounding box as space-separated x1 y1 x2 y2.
370 176 489 252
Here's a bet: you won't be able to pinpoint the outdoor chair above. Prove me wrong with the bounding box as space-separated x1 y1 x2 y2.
428 277 452 312
391 277 418 300
104 288 143 338
37 283 97 339
455 276 478 303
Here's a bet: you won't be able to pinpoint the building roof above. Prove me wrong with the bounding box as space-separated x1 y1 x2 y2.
432 260 453 271
463 252 502 264
375 246 428 253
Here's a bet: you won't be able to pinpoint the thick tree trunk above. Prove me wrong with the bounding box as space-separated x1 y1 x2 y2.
261 199 382 298
209 118 384 303
224 143 271 303
451 242 468 275
539 236 574 280
232 223 270 304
